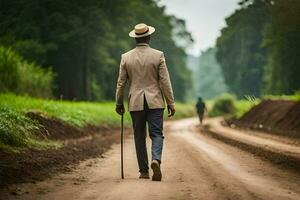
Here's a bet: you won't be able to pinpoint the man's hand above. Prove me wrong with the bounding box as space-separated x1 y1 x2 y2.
167 105 175 117
116 104 125 115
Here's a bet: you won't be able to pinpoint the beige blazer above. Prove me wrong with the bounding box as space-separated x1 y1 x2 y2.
115 43 175 112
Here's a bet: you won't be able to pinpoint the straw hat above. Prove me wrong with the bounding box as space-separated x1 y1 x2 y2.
129 23 155 38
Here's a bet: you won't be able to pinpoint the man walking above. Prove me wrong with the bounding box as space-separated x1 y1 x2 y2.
115 23 175 181
196 97 206 125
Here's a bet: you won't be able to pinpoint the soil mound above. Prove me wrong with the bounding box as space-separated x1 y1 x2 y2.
231 100 300 137
0 112 123 188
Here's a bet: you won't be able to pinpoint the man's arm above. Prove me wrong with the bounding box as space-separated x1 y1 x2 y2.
115 55 127 115
158 53 175 117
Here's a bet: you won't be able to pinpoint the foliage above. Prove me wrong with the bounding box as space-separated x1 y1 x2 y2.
216 0 270 97
194 48 228 99
209 93 237 117
234 97 260 118
263 92 300 102
169 103 196 120
216 0 300 97
0 0 193 102
262 0 300 94
0 46 55 98
208 93 259 118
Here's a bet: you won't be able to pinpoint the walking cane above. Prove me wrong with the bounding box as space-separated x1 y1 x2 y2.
121 114 124 179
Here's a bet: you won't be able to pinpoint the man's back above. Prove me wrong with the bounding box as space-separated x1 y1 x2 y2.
116 43 174 111
196 101 205 114
123 44 162 90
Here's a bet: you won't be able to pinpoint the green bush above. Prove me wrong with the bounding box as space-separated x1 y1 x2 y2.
0 46 55 98
209 93 236 117
234 99 259 118
0 47 19 91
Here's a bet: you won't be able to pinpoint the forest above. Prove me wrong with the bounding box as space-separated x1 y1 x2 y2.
0 0 193 102
1 0 299 101
216 0 300 98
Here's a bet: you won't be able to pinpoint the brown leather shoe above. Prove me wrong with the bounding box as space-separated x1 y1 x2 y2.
151 160 162 181
139 172 150 179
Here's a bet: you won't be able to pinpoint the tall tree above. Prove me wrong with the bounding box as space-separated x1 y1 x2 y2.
262 0 300 94
216 0 300 96
216 0 270 97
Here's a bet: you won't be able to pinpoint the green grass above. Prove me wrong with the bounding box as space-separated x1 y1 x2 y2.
0 93 132 128
263 93 300 101
170 103 196 119
0 93 131 152
233 99 259 118
208 93 259 119
0 93 196 151
0 107 61 152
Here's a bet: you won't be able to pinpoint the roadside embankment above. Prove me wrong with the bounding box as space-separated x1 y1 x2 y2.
229 100 300 138
0 109 125 187
202 118 300 173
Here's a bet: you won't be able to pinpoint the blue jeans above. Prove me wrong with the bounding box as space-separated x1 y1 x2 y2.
130 100 164 173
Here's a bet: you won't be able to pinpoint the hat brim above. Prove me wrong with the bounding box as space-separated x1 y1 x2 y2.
129 26 155 38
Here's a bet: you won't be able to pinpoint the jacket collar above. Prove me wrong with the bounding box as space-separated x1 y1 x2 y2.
136 43 149 47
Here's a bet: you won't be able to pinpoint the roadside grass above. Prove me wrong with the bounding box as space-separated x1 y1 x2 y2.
263 93 300 101
169 103 196 119
208 93 259 119
208 92 300 119
233 99 259 118
0 93 130 152
0 93 196 151
0 93 132 128
0 107 61 152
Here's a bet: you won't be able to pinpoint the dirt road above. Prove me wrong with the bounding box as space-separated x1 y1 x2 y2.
2 118 300 200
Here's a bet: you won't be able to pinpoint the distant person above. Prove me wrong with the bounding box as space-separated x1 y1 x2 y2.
115 23 175 181
196 97 206 124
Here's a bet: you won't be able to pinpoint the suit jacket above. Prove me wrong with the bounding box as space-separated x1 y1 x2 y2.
115 43 175 112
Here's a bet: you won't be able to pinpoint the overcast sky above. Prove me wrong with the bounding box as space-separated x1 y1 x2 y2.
159 0 240 56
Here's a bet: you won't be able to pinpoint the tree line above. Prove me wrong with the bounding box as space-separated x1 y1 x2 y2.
0 0 193 102
216 0 300 98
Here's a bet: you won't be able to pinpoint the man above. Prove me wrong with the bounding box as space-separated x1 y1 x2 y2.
115 23 175 181
196 97 206 125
